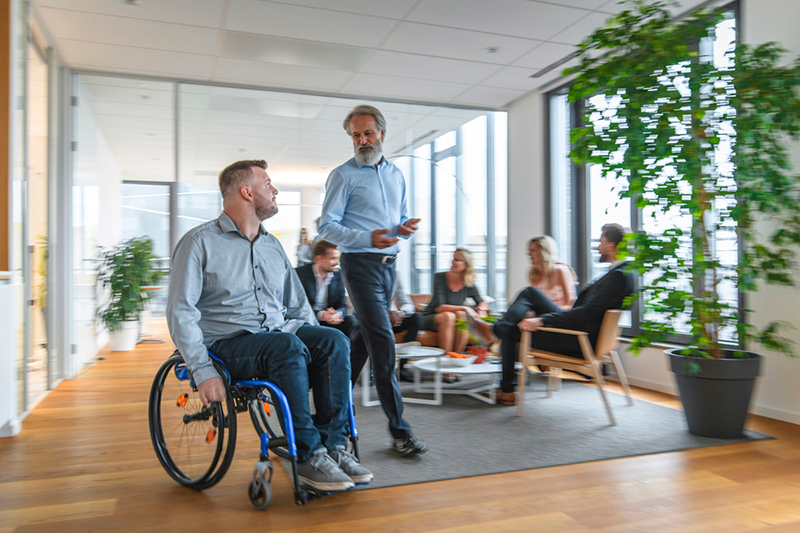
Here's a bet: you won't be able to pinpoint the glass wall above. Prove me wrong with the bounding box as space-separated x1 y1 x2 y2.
71 75 509 362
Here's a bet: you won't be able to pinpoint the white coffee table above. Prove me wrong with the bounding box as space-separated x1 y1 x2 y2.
360 343 445 407
410 359 522 405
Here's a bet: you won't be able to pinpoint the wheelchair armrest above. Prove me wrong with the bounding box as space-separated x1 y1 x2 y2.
536 326 589 337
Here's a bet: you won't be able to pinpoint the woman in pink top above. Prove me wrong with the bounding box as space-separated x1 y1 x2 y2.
528 236 577 310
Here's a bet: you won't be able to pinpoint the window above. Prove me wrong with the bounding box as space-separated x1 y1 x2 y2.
549 6 738 340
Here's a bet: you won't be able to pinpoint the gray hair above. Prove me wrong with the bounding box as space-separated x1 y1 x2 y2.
343 105 387 135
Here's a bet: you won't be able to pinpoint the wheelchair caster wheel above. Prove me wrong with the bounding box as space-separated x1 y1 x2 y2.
248 478 272 510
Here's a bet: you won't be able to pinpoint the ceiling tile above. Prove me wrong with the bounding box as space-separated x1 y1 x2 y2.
380 22 541 64
512 41 576 69
450 85 526 108
33 0 226 28
265 0 418 19
38 8 220 55
359 51 501 85
480 66 542 91
57 40 215 79
407 0 587 40
213 58 352 92
220 31 370 70
550 11 612 45
226 0 397 47
341 73 471 103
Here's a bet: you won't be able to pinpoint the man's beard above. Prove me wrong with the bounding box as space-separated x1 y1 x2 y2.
354 138 384 166
255 196 278 221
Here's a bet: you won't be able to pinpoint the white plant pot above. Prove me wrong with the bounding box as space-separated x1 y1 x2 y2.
109 320 139 352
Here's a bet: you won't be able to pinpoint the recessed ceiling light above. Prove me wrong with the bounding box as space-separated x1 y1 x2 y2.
484 46 500 54
139 83 148 87
121 0 143 5
137 94 150 100
145 133 156 137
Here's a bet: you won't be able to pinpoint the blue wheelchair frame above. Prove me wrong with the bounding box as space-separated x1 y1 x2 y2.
152 350 361 509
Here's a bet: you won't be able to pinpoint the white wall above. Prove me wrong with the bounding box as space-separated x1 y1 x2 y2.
738 0 800 423
505 0 800 424
507 92 548 300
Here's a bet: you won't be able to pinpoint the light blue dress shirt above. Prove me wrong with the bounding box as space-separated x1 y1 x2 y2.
166 212 316 386
318 157 410 254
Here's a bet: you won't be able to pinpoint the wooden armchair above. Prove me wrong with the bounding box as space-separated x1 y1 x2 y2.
516 309 633 425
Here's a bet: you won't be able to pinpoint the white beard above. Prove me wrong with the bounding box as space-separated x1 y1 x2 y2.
354 139 384 166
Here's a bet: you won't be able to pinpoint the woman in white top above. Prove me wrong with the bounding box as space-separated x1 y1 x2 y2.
527 236 577 310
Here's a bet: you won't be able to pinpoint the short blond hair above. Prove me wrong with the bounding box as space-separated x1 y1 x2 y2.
455 247 476 287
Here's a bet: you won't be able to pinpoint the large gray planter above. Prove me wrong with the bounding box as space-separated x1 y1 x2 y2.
666 349 763 438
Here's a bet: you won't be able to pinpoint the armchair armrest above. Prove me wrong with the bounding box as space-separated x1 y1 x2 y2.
536 326 589 337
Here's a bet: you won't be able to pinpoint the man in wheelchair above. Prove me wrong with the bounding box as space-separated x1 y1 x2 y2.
166 159 372 492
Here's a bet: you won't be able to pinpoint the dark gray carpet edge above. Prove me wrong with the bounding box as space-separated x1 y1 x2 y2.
344 374 772 491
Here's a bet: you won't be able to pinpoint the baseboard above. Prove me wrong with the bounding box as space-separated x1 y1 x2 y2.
626 376 678 396
0 419 21 438
750 404 800 425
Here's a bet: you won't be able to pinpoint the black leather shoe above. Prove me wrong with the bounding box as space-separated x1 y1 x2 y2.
393 436 428 457
399 368 415 382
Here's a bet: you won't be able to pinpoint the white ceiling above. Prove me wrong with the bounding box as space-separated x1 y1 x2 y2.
32 0 712 109
33 0 712 187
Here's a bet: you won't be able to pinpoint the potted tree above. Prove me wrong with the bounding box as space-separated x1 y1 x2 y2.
97 236 159 351
567 0 800 437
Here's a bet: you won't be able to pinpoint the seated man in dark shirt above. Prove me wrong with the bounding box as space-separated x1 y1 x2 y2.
471 223 633 405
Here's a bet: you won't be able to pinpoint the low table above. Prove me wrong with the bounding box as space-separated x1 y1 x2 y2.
361 344 445 407
410 359 522 405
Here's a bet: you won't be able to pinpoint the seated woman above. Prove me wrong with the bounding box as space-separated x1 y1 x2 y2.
296 227 313 266
528 236 576 309
422 248 488 353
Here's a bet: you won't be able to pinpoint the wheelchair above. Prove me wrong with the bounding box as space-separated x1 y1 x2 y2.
148 351 361 510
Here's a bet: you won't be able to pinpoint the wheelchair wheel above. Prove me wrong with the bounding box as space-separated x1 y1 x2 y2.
248 478 273 510
149 354 237 490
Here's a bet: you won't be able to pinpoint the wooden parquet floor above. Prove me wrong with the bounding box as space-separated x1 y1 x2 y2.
2 321 800 532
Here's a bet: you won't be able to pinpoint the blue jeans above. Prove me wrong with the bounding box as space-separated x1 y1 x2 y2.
209 324 350 462
340 253 412 439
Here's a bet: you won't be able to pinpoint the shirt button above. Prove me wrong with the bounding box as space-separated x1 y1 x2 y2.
257 287 261 291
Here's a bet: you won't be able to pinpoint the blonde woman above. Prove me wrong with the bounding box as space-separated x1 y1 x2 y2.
422 248 488 353
528 236 576 309
296 227 313 266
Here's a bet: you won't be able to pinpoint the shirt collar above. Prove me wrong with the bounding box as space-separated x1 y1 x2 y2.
312 264 332 282
353 155 387 169
218 211 267 238
609 259 626 271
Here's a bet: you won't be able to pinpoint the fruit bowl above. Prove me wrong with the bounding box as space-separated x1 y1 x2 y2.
443 354 477 367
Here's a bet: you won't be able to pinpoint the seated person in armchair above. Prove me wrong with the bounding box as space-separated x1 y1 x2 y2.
167 159 372 491
470 223 633 405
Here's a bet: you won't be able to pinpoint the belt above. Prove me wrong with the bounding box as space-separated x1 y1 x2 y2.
346 252 397 265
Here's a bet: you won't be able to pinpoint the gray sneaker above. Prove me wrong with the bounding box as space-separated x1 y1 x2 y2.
330 445 374 484
297 448 354 491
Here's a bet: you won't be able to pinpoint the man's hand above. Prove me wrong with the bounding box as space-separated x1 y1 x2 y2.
372 229 399 249
398 218 421 237
320 307 344 324
389 310 405 327
198 377 227 407
518 317 543 332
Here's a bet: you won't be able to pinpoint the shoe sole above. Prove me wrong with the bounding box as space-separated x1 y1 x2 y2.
348 473 374 483
394 446 427 457
298 477 355 492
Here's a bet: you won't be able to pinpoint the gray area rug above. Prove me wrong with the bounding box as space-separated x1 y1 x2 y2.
348 373 771 490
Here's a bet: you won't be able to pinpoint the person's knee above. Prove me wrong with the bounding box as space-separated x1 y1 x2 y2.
440 312 456 326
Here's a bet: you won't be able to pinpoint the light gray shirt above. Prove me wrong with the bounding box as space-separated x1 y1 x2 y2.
392 277 415 315
166 212 316 386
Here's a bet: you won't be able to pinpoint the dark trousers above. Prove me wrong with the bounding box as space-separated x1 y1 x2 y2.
393 312 422 343
340 254 412 439
209 324 350 462
494 287 581 393
394 312 422 371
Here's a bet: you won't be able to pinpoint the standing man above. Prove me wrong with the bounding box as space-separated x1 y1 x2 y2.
319 105 427 457
295 240 357 339
167 159 372 490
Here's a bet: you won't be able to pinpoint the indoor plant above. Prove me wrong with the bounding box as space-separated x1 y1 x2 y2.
97 236 158 351
567 0 800 437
